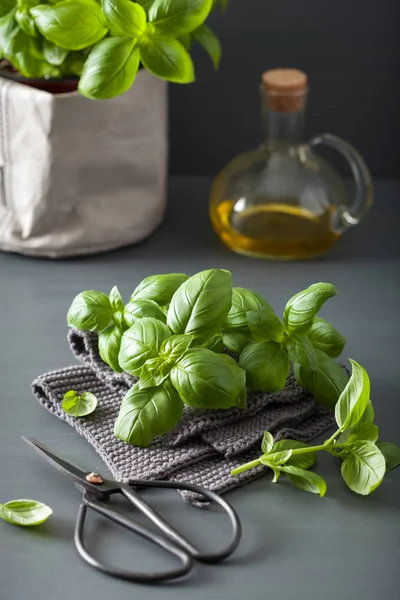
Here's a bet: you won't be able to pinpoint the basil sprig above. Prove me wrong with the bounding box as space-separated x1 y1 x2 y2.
232 360 400 497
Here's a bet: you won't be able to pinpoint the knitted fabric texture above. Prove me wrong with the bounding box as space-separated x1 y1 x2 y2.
31 330 335 506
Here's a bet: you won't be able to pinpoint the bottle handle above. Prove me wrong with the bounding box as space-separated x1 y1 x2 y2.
309 133 373 232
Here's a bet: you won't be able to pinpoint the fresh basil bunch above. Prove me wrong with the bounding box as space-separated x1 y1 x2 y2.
232 359 400 497
0 0 230 98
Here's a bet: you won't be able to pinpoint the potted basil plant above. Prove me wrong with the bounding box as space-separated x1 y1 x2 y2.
0 0 229 258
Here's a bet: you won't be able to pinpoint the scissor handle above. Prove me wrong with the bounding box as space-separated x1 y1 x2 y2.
74 499 193 583
123 479 242 564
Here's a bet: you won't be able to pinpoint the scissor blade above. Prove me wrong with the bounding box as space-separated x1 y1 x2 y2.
22 437 89 485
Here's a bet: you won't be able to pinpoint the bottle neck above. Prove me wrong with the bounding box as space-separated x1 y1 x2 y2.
261 87 307 150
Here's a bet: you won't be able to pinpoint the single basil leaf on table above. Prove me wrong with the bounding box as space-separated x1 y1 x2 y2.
31 0 108 50
160 334 194 363
131 274 188 305
102 0 147 37
335 359 370 431
109 285 124 312
337 422 379 445
376 442 400 471
218 353 247 409
239 341 290 392
0 500 52 527
281 465 327 497
247 309 284 343
283 283 338 334
193 23 221 69
137 357 172 389
79 37 140 100
119 317 171 376
226 287 273 330
341 440 386 495
201 333 223 353
261 431 274 454
62 391 98 417
124 299 167 327
114 380 183 447
43 39 69 66
260 449 293 467
167 269 232 343
222 328 252 353
67 290 114 332
170 347 242 409
98 324 123 372
307 317 346 358
139 36 195 83
149 0 213 37
293 349 349 410
285 334 318 370
272 440 317 469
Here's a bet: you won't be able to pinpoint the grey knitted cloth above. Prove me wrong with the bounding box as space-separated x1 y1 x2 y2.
31 330 335 506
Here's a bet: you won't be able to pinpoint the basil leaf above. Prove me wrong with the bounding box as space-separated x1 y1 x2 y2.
137 357 171 389
114 380 183 447
307 317 346 358
0 500 52 527
31 0 108 50
281 466 327 497
247 309 284 343
6 34 60 77
124 299 167 327
222 328 252 353
102 0 146 37
62 391 98 417
261 431 274 454
226 287 273 329
0 9 22 56
160 334 194 363
131 274 188 305
376 442 400 472
294 349 349 410
139 35 194 83
149 0 212 36
338 423 379 445
261 449 292 467
360 401 375 424
16 8 37 37
335 359 370 431
79 38 140 99
43 39 69 65
109 285 124 312
201 333 223 352
167 269 232 343
286 334 317 370
0 1 15 19
98 324 123 372
218 353 247 409
239 341 289 392
170 347 242 409
341 441 386 495
272 440 317 469
119 317 171 376
283 283 338 334
193 23 221 69
67 291 113 332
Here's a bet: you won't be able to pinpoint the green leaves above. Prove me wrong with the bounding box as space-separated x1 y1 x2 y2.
98 324 123 372
286 334 317 370
341 441 386 495
283 283 338 334
131 273 189 305
102 0 146 37
193 23 221 68
114 381 183 447
160 334 194 363
167 269 232 343
239 342 289 392
139 35 194 83
0 2 16 20
335 359 370 431
67 291 113 332
0 500 52 527
272 440 317 469
377 442 400 471
281 466 327 497
61 390 98 417
119 317 171 376
124 299 166 327
247 309 284 344
31 0 108 50
226 288 272 329
261 431 274 454
149 0 212 36
307 318 346 358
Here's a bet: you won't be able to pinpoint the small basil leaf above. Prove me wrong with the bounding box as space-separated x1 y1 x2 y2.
131 274 188 305
222 328 252 354
218 353 247 409
62 391 98 417
261 431 274 454
261 449 292 467
119 317 171 376
78 38 140 100
43 39 69 65
139 35 195 83
272 440 317 469
31 0 108 50
376 442 400 472
293 349 349 410
283 283 338 334
114 380 183 447
239 341 289 392
0 500 52 527
102 0 146 37
137 357 171 389
63 390 77 400
341 441 386 495
226 287 273 330
201 334 223 353
337 423 379 445
160 334 194 363
124 299 167 327
67 291 113 332
167 269 232 343
307 317 346 358
286 334 317 370
335 359 370 431
247 309 284 343
149 0 212 37
16 8 37 37
170 347 242 409
98 324 123 372
281 466 327 497
193 23 221 69
108 286 124 312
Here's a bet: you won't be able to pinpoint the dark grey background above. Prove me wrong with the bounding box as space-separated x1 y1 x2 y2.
170 0 400 177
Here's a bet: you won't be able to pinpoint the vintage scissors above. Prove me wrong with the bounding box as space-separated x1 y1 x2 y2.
23 437 242 583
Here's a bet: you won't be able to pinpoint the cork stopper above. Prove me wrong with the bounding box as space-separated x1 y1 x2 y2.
261 69 308 112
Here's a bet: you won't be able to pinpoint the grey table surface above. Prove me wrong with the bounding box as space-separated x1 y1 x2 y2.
1 177 399 600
